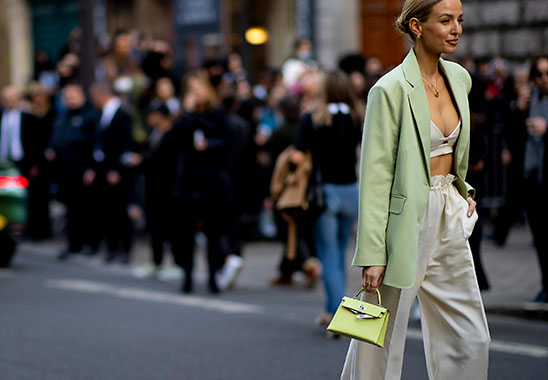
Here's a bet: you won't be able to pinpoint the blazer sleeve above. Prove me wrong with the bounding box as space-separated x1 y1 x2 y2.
352 84 401 267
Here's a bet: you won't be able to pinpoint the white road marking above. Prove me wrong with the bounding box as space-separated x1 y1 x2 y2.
0 269 15 278
407 328 548 359
46 279 264 314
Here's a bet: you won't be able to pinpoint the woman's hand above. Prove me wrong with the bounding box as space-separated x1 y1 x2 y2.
526 117 547 137
466 197 476 218
290 150 304 165
362 266 386 293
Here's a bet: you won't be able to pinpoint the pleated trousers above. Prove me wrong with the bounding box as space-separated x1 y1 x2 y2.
341 175 491 380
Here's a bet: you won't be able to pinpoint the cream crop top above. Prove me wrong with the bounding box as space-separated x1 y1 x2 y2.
430 120 460 157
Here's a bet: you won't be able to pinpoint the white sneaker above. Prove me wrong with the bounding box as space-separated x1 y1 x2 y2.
217 255 244 290
132 264 157 279
157 267 182 282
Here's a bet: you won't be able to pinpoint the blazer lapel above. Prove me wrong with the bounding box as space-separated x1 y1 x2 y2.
439 59 469 171
402 50 431 176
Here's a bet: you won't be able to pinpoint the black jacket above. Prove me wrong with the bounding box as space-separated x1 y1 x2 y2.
92 106 133 177
171 109 234 203
144 128 178 205
49 105 97 184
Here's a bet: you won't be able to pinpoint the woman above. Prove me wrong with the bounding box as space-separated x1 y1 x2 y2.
341 0 490 379
292 71 362 329
170 71 233 294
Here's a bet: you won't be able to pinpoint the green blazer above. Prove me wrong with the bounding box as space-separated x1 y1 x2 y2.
352 49 474 289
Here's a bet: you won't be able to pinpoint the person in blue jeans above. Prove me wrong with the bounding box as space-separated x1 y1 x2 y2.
292 71 362 333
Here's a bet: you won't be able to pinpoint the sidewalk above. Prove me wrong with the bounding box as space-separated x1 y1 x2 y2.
477 225 547 318
17 223 547 320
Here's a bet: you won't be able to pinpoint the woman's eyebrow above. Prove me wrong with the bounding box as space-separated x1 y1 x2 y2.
437 13 463 18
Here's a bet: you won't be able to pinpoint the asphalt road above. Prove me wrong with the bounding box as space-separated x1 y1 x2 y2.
1 243 547 380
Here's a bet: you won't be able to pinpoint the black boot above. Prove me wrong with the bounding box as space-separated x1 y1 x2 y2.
208 275 220 294
181 272 193 294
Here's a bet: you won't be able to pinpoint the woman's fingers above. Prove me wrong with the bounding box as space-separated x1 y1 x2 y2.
467 197 476 217
362 266 386 293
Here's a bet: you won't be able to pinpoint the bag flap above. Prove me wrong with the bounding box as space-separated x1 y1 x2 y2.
340 296 386 318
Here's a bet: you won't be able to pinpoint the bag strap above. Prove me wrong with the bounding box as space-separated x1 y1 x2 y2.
354 288 382 305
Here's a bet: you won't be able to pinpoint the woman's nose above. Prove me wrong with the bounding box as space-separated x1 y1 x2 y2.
452 21 462 36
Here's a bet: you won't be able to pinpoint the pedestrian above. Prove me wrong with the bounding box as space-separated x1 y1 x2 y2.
341 0 491 379
46 84 97 259
523 56 548 304
493 66 530 246
216 87 252 290
0 86 36 176
139 102 177 278
170 71 233 294
87 82 134 263
269 95 320 287
291 71 362 327
26 82 55 240
281 38 317 90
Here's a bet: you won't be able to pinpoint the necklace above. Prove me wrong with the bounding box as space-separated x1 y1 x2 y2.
422 75 440 97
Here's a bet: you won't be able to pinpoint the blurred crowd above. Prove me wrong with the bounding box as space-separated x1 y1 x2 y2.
0 28 546 304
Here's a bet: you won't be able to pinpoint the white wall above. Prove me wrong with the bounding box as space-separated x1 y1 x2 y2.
314 0 361 70
6 0 33 88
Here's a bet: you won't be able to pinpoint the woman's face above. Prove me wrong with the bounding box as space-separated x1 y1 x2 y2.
416 0 463 55
187 77 209 105
156 78 174 99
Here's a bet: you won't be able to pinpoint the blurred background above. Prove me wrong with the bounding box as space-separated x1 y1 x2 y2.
0 1 547 379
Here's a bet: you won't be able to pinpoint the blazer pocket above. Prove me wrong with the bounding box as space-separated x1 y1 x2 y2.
389 194 406 215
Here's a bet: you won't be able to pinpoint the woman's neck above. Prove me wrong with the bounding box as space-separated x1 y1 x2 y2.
413 46 441 79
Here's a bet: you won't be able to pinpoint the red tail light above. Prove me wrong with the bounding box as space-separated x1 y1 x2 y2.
0 176 29 188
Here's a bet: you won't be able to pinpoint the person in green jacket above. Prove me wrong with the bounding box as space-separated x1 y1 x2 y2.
341 0 490 379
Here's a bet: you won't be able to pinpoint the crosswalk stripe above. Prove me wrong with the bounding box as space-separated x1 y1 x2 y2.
407 328 548 359
46 279 264 314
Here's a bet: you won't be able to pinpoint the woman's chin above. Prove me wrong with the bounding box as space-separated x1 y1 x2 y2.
442 43 459 55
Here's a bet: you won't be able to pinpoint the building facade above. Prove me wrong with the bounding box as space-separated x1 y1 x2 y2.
0 0 546 88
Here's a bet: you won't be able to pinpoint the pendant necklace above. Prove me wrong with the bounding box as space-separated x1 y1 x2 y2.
422 75 440 97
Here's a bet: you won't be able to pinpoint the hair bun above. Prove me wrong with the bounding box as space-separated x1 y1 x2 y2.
395 16 409 34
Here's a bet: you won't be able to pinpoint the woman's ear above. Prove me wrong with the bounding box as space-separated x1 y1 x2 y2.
409 17 422 39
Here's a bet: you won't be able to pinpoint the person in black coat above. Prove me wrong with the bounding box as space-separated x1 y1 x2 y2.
170 71 234 294
142 102 177 270
26 82 56 240
46 84 97 257
524 57 548 303
493 68 530 246
88 82 134 263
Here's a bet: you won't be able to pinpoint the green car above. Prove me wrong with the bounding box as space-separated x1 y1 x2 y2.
0 160 28 267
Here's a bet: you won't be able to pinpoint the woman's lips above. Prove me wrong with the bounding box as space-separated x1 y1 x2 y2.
447 39 459 46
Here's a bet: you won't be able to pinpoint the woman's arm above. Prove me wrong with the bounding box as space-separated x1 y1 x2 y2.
353 84 401 268
290 113 313 165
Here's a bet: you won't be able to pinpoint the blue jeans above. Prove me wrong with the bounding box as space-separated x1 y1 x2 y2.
314 182 359 314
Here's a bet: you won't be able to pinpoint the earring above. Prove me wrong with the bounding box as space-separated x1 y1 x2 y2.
417 34 422 39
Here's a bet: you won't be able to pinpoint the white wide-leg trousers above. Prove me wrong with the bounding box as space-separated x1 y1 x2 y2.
341 175 490 380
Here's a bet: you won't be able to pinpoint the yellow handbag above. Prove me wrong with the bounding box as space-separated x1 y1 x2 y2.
327 288 390 347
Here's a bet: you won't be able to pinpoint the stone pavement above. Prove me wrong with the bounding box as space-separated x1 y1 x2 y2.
16 222 547 319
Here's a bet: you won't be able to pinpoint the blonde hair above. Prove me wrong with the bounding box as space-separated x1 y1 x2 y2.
395 0 444 40
311 70 360 127
182 70 219 112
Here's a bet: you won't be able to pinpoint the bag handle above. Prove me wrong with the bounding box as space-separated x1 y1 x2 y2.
354 288 382 305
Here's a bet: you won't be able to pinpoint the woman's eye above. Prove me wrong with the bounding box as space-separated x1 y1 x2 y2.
440 19 450 24
458 18 464 23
